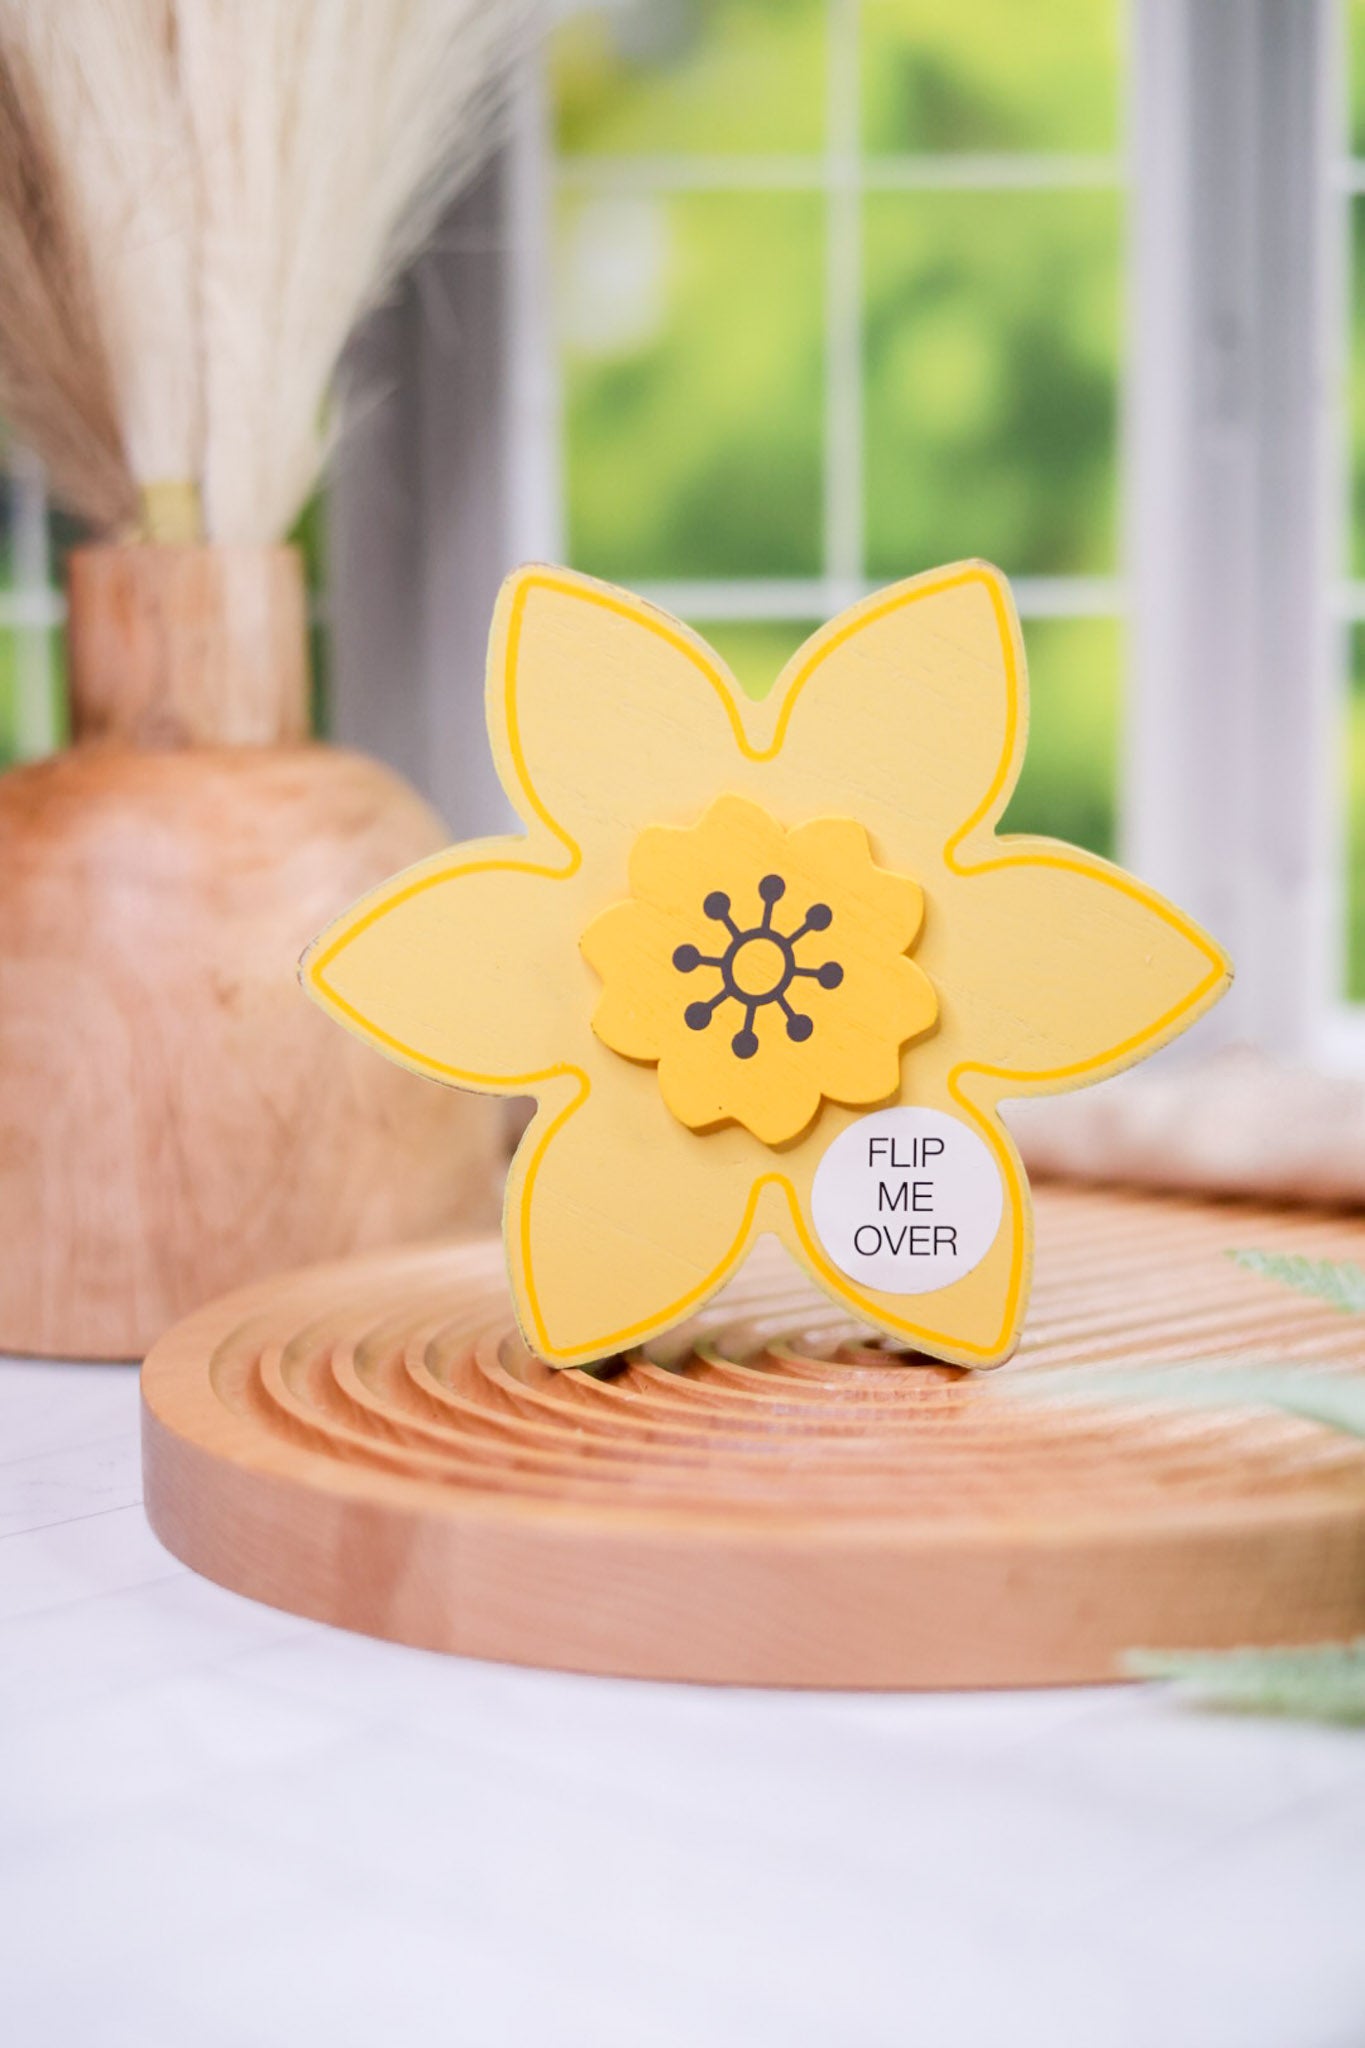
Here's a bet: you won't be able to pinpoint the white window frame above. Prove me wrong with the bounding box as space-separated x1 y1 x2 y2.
1125 0 1342 1068
506 0 1125 630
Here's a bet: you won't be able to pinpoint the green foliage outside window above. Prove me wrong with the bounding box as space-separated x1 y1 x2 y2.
555 0 828 155
554 0 1125 861
560 191 825 579
861 0 1122 155
863 191 1119 580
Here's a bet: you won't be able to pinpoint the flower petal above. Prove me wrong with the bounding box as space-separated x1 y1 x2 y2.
507 1049 761 1364
584 793 938 1143
930 844 1231 1091
488 567 748 876
785 816 925 949
303 843 590 1088
580 897 676 1062
758 562 1026 875
773 1071 1030 1367
655 1032 824 1146
806 953 938 1107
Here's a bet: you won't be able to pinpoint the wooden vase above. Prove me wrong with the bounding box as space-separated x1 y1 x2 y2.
0 543 500 1360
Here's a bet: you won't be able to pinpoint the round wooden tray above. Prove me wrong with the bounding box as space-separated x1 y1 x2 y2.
141 1184 1365 1688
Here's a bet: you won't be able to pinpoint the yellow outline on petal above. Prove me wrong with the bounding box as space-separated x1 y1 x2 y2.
305 578 579 1094
306 854 576 1093
305 564 1228 1369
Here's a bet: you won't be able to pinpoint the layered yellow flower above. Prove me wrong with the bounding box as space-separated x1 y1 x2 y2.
581 797 939 1145
303 563 1229 1369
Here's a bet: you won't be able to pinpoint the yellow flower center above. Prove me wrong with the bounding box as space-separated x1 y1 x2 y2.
580 794 940 1146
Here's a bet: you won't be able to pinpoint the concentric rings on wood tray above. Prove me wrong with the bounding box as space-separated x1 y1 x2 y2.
141 1185 1365 1688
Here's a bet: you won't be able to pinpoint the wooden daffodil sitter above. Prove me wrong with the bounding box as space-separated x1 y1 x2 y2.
302 562 1230 1369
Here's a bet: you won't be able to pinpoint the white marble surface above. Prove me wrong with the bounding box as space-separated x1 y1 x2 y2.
2 1354 1364 2048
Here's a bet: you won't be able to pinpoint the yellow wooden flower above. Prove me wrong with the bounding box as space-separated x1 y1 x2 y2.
303 562 1230 1370
581 795 938 1145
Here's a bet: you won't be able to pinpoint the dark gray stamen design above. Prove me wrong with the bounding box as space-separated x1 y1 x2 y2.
672 873 843 1059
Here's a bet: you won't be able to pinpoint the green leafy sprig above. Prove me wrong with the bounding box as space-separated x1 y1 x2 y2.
1227 1247 1365 1316
1128 1642 1365 1725
1013 1246 1365 1723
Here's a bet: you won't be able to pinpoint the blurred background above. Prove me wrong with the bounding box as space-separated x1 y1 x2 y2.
5 0 1364 1059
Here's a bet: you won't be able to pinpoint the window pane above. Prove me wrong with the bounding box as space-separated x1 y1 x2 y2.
691 618 820 700
861 0 1124 156
0 628 65 767
289 493 330 735
1350 0 1365 156
0 466 64 767
554 0 826 157
0 629 16 765
864 191 1121 579
999 616 1121 859
1350 199 1365 578
560 192 824 579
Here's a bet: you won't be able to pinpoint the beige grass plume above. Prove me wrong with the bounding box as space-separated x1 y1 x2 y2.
0 0 530 541
0 31 136 527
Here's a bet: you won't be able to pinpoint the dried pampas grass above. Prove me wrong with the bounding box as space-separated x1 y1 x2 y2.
0 0 529 540
0 34 136 527
180 0 525 541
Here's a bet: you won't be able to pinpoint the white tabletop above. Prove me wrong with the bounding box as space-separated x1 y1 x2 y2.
2 1352 1364 2048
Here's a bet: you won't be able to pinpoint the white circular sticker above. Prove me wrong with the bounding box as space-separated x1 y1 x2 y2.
810 1107 1004 1295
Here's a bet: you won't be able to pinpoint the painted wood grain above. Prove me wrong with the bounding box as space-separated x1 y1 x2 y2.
142 1183 1365 1687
